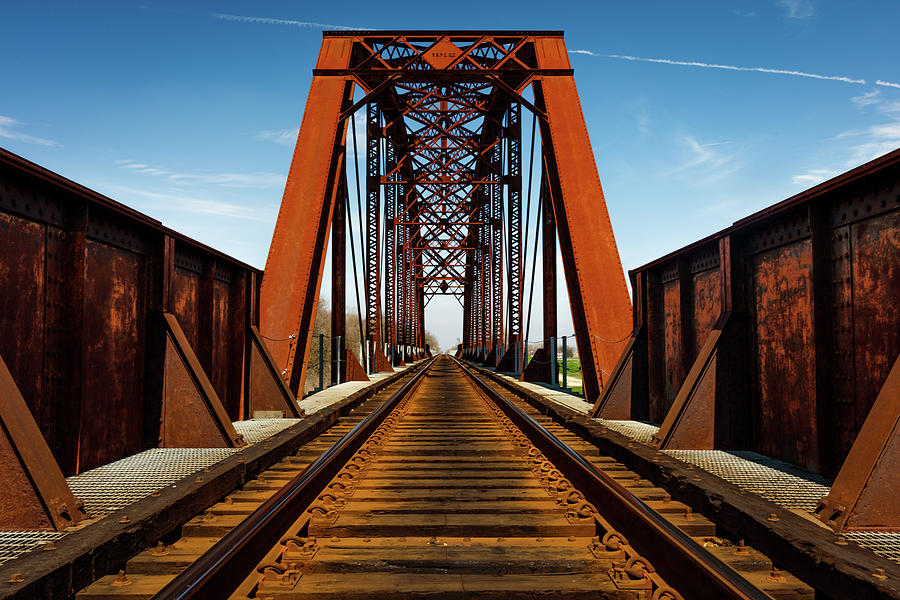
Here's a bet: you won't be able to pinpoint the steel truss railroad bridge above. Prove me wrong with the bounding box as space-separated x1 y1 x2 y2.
0 30 898 600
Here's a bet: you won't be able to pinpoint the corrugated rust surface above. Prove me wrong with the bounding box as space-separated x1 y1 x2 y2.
0 148 261 476
626 148 900 476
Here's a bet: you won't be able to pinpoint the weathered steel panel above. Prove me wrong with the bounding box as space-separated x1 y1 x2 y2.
80 241 145 473
171 268 200 352
691 269 722 353
646 275 667 423
851 211 900 434
0 213 45 427
662 280 685 411
751 239 818 471
211 279 235 417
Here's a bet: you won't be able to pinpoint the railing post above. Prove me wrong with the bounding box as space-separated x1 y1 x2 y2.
562 336 567 390
336 335 342 385
550 336 558 386
318 333 324 391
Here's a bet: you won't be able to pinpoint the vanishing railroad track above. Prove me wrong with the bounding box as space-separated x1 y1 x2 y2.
79 356 814 599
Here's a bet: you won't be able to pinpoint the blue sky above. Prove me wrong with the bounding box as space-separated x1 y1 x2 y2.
3 1 899 350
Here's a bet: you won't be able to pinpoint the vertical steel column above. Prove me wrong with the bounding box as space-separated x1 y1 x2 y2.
542 170 558 384
491 138 504 361
365 102 382 370
506 104 522 361
384 137 398 363
331 173 347 386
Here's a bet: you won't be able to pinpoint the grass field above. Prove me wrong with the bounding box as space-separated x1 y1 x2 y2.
558 358 581 376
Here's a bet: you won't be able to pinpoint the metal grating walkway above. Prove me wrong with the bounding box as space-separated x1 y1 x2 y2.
595 419 660 444
845 532 900 563
0 531 68 565
67 448 240 517
664 450 831 513
233 418 302 444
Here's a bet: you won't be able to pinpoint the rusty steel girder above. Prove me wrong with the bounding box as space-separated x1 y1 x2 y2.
260 31 632 398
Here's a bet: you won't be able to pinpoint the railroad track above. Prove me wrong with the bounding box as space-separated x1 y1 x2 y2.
78 356 814 599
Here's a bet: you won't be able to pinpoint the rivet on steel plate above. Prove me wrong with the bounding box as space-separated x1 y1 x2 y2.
735 540 750 555
873 568 888 580
767 513 779 522
6 573 24 584
835 535 848 546
119 515 131 524
568 536 576 542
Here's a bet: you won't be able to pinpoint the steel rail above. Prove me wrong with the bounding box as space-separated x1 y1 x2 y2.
451 357 769 600
152 356 439 600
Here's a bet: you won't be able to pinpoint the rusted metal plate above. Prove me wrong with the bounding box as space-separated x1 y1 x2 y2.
80 241 145 473
850 212 900 432
170 268 200 352
662 279 685 409
692 269 722 353
0 213 45 433
751 239 818 471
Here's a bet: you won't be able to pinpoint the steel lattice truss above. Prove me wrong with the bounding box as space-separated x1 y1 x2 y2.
261 31 632 402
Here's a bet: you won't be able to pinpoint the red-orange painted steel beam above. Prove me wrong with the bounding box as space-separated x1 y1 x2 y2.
260 37 354 395
532 37 633 401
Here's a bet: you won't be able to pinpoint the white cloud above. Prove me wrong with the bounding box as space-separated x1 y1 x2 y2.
792 169 837 185
570 52 867 85
102 183 273 222
212 13 370 31
852 90 881 108
671 137 735 172
876 80 900 90
0 115 59 147
694 199 739 218
839 90 900 167
663 136 743 187
779 0 815 18
115 159 285 188
254 128 299 146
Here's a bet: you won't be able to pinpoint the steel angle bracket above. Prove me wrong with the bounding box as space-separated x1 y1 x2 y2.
0 351 87 530
816 354 900 531
246 326 304 419
158 312 244 448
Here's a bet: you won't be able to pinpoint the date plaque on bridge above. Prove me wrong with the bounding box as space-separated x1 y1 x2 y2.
423 37 462 69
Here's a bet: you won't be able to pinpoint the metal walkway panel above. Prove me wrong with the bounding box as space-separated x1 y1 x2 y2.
67 448 239 517
0 531 67 565
233 418 302 444
845 532 900 563
596 419 660 445
664 450 831 513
